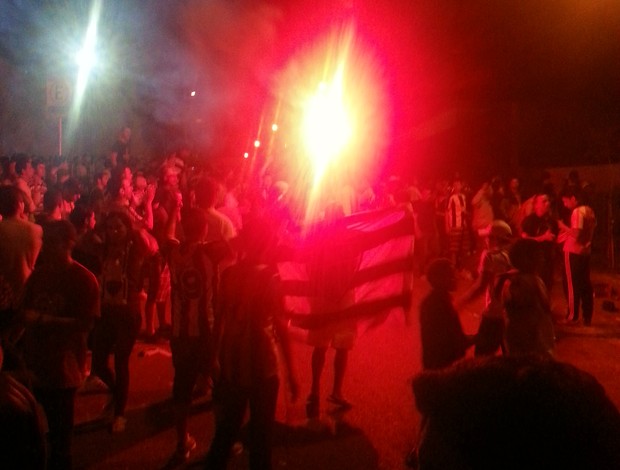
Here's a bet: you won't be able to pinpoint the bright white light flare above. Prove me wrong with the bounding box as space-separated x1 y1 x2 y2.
74 0 101 102
275 22 390 224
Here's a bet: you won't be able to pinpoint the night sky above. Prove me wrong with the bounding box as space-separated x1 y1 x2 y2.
0 0 619 180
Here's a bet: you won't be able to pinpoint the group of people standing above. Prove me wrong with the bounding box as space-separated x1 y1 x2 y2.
0 134 601 470
407 172 599 468
0 139 301 469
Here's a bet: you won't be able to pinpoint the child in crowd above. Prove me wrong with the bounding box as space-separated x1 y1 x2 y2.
420 258 474 370
457 220 513 356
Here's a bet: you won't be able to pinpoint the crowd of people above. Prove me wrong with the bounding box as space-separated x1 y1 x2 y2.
0 128 615 469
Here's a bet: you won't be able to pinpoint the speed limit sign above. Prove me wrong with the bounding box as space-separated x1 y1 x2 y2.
46 78 72 118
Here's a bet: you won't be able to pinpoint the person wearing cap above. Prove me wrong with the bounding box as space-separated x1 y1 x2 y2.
456 220 513 356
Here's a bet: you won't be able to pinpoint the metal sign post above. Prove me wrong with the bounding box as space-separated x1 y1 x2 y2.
46 78 71 156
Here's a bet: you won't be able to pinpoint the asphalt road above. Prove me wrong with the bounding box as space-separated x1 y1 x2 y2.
72 271 620 469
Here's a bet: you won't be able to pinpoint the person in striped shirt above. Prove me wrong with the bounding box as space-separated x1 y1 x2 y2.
560 187 596 325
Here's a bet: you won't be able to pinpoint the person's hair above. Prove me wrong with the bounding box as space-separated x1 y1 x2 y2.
106 174 124 199
43 188 63 213
413 356 620 469
533 193 548 204
560 185 582 202
426 258 454 291
32 157 46 168
194 176 219 209
61 178 81 202
13 154 31 176
181 207 208 242
0 186 23 217
491 176 503 192
69 204 94 230
43 219 77 250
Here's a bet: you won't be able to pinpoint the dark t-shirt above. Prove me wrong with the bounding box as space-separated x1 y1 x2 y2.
22 261 100 389
420 289 469 370
521 213 559 262
413 199 438 236
217 263 282 386
110 139 130 166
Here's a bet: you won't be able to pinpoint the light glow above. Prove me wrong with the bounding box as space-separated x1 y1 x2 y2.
275 22 390 224
302 75 352 187
74 0 101 103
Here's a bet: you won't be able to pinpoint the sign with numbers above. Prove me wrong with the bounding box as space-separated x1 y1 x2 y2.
46 78 72 118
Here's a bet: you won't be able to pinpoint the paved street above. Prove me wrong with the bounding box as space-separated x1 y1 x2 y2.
72 272 620 469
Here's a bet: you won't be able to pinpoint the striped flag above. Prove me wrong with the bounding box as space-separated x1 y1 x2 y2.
277 205 415 339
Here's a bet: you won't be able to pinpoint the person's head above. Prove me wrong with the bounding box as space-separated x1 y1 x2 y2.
56 168 70 185
119 126 131 143
194 176 219 209
42 188 63 215
452 179 462 194
14 154 33 179
160 165 179 190
107 174 132 203
426 258 457 292
509 177 519 193
133 174 147 193
413 356 620 470
95 171 110 189
491 176 504 195
181 207 208 242
486 220 512 248
561 186 582 211
0 185 24 218
61 178 81 203
69 204 96 233
41 220 76 262
132 173 147 205
33 158 46 179
533 193 551 217
420 185 433 201
102 211 133 246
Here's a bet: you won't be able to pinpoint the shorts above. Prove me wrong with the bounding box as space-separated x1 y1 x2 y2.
306 319 357 350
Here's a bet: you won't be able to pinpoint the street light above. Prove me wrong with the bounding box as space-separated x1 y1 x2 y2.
74 0 101 102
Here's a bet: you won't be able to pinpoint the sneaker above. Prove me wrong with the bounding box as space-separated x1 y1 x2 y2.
80 375 110 394
175 434 197 461
327 394 353 409
101 398 115 419
111 416 127 433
